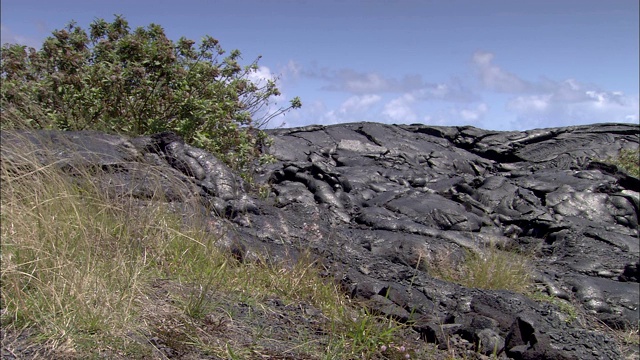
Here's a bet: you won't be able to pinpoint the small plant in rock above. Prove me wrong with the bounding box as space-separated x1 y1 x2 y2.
378 342 415 359
609 147 640 178
529 292 578 323
620 325 639 359
0 15 301 180
425 244 532 293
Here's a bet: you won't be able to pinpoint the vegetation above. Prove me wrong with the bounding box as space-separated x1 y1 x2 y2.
2 15 637 360
0 16 441 359
1 15 301 179
608 147 640 178
423 244 532 294
529 292 578 324
1 123 636 360
0 136 432 359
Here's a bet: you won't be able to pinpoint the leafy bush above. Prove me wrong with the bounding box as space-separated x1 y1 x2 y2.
1 15 300 177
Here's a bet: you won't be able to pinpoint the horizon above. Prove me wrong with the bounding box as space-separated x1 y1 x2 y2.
1 0 638 131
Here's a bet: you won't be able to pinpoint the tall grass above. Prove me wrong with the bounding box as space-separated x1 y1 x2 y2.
0 133 414 358
1 138 171 349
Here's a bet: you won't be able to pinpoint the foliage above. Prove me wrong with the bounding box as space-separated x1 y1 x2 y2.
610 147 640 178
529 292 578 323
424 244 532 294
0 15 300 178
0 134 414 359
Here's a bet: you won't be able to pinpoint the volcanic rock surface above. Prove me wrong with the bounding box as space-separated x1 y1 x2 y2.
2 122 638 359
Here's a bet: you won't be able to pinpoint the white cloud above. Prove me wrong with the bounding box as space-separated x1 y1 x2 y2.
244 65 298 128
340 94 382 113
282 95 382 127
284 60 301 78
278 60 302 82
311 68 422 93
549 79 591 102
278 52 638 130
625 113 639 123
472 51 530 93
319 110 340 125
382 94 417 123
420 83 451 98
471 51 639 129
321 94 383 124
247 65 275 84
417 103 489 127
303 66 475 102
270 99 319 128
344 72 387 93
507 95 552 113
455 103 489 123
246 66 278 99
413 80 477 103
277 99 329 128
507 91 639 129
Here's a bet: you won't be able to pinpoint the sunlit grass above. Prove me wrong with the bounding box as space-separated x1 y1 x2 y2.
601 146 640 178
610 147 640 178
423 244 533 294
0 132 412 359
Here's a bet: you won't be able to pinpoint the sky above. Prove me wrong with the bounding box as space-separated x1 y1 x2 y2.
1 0 639 131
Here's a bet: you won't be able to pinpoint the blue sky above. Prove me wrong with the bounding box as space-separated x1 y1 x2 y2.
2 0 638 130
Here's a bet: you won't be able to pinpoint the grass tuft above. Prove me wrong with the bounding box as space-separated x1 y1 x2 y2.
529 292 578 323
608 147 640 178
0 132 415 358
424 244 532 294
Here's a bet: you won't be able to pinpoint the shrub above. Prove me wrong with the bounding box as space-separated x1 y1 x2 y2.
1 15 301 178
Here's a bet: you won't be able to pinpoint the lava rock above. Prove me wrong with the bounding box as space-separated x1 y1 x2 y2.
3 121 638 360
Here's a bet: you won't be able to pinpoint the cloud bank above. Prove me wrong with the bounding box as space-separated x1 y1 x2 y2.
471 50 639 128
283 52 638 130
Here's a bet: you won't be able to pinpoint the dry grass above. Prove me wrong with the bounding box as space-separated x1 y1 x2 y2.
423 244 533 294
4 131 633 359
1 138 172 354
0 132 427 359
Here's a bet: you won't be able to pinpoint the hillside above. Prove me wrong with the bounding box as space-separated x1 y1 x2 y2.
1 122 639 359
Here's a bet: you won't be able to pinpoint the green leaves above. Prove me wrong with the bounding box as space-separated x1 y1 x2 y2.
290 96 302 109
1 15 300 182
